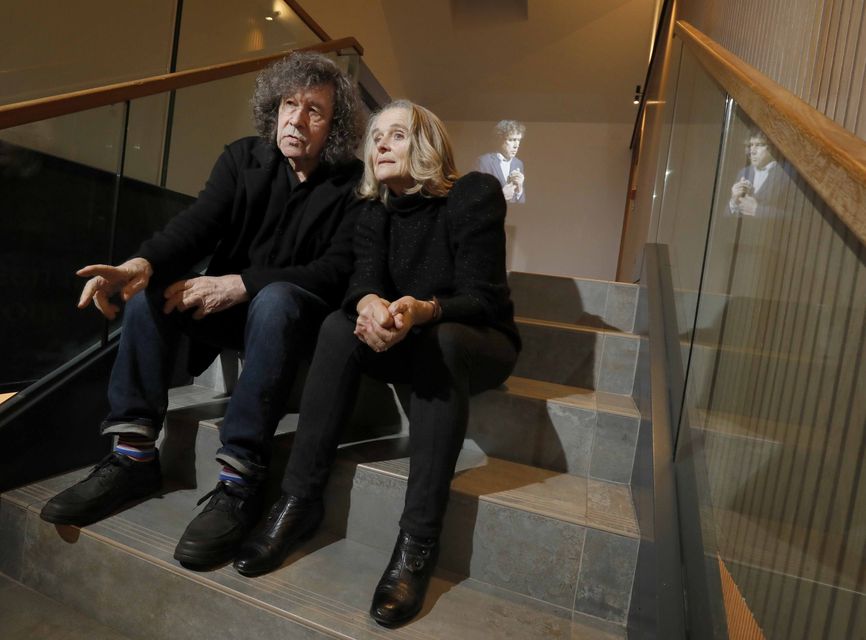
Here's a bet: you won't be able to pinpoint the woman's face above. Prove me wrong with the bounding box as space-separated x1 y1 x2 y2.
371 107 415 195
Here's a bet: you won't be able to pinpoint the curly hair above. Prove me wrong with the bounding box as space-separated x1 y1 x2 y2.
494 119 526 140
358 100 458 205
252 52 363 165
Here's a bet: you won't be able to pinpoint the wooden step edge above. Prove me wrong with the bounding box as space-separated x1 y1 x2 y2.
502 376 639 418
515 315 639 338
508 270 639 290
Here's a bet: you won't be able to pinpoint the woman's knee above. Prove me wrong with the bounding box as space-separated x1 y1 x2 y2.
417 323 475 368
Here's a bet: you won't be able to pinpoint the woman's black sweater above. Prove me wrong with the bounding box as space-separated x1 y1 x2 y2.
343 171 521 350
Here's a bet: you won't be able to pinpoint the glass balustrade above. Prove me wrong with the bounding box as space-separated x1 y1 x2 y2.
0 105 128 390
654 41 866 640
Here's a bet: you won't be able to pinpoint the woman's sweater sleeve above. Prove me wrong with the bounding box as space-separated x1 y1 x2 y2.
439 172 510 324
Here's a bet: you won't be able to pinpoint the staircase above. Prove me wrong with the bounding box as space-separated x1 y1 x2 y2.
0 271 643 639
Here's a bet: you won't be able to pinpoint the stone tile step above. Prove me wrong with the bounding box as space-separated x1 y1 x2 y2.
191 375 640 484
0 572 136 640
324 440 639 621
19 423 639 624
513 318 639 395
0 487 626 639
468 376 639 482
508 271 638 333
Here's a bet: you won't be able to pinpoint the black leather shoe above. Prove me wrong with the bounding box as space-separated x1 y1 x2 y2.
173 481 263 569
233 493 323 577
40 452 162 526
369 530 438 627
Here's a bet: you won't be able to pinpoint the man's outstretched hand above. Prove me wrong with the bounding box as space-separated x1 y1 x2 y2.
77 257 154 320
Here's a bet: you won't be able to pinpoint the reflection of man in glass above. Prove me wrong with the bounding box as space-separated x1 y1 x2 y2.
477 120 526 203
729 130 785 216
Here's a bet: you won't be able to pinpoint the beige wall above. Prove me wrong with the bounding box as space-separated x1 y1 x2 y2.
681 0 866 139
448 120 632 280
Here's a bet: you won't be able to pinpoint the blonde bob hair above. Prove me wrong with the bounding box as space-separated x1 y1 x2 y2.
358 100 458 204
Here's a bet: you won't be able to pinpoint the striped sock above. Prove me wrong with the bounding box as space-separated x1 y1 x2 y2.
219 465 249 487
114 437 157 463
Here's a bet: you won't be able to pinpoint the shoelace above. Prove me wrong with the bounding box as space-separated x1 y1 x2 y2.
86 453 125 480
196 482 246 510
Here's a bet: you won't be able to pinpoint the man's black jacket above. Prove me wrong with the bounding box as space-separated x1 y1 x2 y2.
135 136 363 373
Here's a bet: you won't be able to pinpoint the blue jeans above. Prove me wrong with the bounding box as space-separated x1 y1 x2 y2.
101 281 330 479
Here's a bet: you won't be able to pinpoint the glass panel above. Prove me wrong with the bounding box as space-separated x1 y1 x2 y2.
653 46 728 419
678 101 866 637
0 0 175 105
0 105 127 389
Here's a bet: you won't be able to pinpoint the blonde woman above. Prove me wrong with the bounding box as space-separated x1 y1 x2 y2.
235 100 520 626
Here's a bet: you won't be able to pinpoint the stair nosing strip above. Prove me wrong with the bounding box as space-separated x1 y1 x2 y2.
514 315 638 337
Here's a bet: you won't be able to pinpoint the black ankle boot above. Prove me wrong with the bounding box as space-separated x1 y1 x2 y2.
233 493 323 577
369 530 438 627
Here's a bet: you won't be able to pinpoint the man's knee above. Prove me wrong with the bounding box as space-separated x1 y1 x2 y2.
248 282 324 327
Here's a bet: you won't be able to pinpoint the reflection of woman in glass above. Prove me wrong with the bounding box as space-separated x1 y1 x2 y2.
235 100 521 627
728 130 786 217
477 120 526 203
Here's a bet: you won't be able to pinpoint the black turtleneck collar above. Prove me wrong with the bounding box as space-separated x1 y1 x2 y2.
387 189 439 214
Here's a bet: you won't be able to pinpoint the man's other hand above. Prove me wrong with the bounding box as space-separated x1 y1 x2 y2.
163 275 250 319
77 257 153 320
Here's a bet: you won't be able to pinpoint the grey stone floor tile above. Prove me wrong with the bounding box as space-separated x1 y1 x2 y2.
573 529 638 625
0 573 135 640
546 401 596 475
586 479 639 537
597 334 639 395
603 284 639 333
513 321 600 388
590 412 639 484
509 271 610 325
14 497 593 639
0 501 28 580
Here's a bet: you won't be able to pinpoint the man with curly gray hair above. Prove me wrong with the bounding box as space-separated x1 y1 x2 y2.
40 51 366 570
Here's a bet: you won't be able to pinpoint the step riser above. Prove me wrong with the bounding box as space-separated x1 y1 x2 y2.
508 272 638 333
468 390 639 482
322 462 639 623
183 386 639 483
514 324 639 395
159 418 636 622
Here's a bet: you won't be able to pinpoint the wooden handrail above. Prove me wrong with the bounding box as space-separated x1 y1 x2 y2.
0 37 362 131
676 21 866 247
